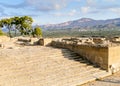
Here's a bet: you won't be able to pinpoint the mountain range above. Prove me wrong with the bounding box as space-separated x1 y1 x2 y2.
41 18 120 30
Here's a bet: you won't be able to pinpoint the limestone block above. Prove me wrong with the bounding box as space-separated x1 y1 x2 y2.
0 44 4 48
93 38 105 44
38 38 44 45
44 38 53 46
18 38 31 42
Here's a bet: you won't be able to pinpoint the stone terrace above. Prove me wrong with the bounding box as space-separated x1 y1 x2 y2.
0 46 111 86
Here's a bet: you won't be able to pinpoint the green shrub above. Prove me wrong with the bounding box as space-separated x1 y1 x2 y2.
0 29 4 36
33 27 42 37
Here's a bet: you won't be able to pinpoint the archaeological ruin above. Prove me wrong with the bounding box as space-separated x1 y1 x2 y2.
0 36 120 86
51 37 120 73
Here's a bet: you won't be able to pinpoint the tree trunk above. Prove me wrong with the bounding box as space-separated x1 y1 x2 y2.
15 29 17 37
8 28 12 37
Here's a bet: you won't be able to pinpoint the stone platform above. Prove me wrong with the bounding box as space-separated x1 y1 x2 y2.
0 46 111 86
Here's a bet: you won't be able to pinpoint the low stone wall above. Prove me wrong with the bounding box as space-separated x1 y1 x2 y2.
16 37 53 46
51 41 109 70
51 39 120 73
44 38 53 46
18 38 31 42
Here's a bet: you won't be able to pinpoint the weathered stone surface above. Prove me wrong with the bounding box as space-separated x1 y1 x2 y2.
18 37 31 42
0 36 10 43
93 37 106 44
0 44 4 48
38 38 44 45
0 46 110 86
51 37 120 73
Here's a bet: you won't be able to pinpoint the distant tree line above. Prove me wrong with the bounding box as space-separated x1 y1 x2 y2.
0 16 42 37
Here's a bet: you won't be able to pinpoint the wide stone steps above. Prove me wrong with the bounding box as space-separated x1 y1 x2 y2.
0 46 111 86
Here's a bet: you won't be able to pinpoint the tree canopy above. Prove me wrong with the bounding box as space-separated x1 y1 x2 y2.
19 16 33 35
0 16 33 37
0 18 13 37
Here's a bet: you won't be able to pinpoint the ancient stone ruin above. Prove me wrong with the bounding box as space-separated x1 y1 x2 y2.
51 37 120 73
1 36 120 86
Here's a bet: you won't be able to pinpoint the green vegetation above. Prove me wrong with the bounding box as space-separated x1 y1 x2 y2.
43 30 120 38
0 18 12 37
1 16 120 38
0 29 4 36
19 16 33 35
0 16 33 37
33 27 42 37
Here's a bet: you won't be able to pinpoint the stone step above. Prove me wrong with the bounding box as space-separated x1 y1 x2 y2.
2 70 108 86
46 66 98 78
69 71 111 86
0 60 99 81
54 70 109 86
46 69 102 86
0 46 111 86
52 52 79 57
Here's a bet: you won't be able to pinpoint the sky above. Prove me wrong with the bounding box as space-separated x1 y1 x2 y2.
0 0 120 25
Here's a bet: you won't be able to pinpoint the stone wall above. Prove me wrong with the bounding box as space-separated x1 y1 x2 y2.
14 37 53 46
109 46 120 73
44 38 53 46
51 41 109 70
72 45 109 70
51 38 120 73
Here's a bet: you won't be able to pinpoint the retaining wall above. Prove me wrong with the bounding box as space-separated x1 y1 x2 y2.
51 41 120 72
109 46 120 73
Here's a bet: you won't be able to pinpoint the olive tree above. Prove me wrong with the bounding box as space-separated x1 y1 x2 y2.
0 16 33 37
0 18 13 37
19 16 33 35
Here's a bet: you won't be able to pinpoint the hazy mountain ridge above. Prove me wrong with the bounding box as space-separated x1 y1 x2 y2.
41 18 120 30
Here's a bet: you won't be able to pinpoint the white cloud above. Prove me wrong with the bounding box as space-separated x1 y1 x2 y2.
81 6 90 14
25 0 69 11
53 12 63 16
86 0 96 6
0 0 82 15
109 8 120 15
86 0 94 4
54 4 61 10
53 9 77 17
105 0 116 2
25 0 83 11
68 9 77 16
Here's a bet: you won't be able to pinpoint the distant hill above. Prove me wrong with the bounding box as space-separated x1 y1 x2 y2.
41 18 120 30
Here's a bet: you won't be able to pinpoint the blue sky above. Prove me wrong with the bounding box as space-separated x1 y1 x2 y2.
0 0 120 25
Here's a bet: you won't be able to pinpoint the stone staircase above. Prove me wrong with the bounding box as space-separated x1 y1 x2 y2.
0 46 111 86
